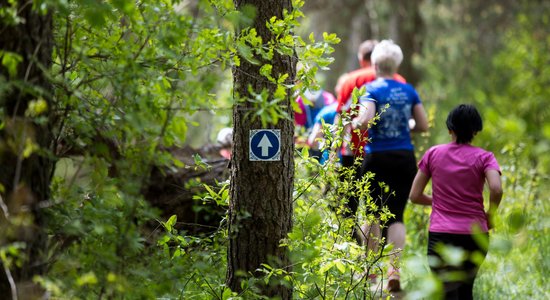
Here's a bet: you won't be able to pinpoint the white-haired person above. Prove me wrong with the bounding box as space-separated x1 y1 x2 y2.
352 40 429 292
217 127 233 160
334 40 407 244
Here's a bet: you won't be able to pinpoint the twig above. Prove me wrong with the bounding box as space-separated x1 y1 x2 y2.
12 121 27 192
293 171 321 203
179 271 196 299
313 280 325 300
202 277 222 300
3 263 18 300
61 14 71 75
0 194 9 219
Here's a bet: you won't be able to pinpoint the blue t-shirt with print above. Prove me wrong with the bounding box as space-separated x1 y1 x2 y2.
359 78 421 153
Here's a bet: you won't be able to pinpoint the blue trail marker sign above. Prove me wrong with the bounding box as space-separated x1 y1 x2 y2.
249 129 281 161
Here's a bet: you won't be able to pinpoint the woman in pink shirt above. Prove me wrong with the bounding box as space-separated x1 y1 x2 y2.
409 104 503 300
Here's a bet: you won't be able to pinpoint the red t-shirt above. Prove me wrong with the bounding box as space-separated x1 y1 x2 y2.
336 67 406 157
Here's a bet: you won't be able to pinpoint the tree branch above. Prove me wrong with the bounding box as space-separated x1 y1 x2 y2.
2 263 18 300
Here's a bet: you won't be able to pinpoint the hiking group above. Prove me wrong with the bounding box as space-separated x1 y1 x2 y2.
295 39 503 299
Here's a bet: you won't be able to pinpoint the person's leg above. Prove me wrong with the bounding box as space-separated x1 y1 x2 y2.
456 233 489 300
359 221 381 251
334 155 360 240
347 194 362 244
457 281 474 300
385 221 405 291
358 151 417 292
358 152 384 250
428 232 488 299
385 183 409 272
387 222 406 262
357 151 412 291
382 151 416 291
428 232 461 299
357 169 382 249
357 220 382 284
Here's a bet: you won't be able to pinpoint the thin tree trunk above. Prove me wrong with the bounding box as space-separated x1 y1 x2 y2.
0 1 54 298
227 0 295 298
389 0 424 85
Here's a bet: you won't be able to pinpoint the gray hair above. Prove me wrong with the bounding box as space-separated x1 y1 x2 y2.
371 40 403 76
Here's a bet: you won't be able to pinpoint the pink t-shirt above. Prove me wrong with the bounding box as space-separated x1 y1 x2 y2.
295 90 336 129
418 143 501 234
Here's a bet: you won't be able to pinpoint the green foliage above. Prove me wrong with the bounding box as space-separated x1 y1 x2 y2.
0 0 338 297
473 137 549 299
288 139 406 299
233 0 339 128
1 0 547 298
481 12 550 174
0 50 23 78
29 0 238 297
406 2 549 299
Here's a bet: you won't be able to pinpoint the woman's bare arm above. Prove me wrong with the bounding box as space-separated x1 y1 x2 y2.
409 170 433 206
485 169 503 228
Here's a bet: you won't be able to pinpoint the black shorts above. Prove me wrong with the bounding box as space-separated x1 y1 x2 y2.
360 150 417 226
428 231 489 300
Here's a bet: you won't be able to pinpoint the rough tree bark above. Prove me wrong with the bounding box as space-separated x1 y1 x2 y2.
0 1 54 298
227 0 295 298
302 0 425 90
389 0 424 85
303 0 373 92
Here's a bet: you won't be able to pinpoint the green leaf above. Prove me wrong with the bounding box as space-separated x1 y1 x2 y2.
222 287 234 300
0 51 23 77
76 272 98 286
203 184 216 198
157 235 170 246
193 154 210 170
334 259 346 273
111 0 135 14
237 44 258 64
25 98 48 117
259 64 273 81
84 8 107 27
319 260 335 273
165 215 177 232
172 247 182 259
301 146 309 159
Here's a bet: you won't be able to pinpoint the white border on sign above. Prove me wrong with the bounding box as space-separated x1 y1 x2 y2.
249 129 281 161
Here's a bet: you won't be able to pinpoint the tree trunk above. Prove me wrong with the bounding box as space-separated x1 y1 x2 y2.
0 1 54 298
303 0 373 93
227 0 295 298
389 0 424 85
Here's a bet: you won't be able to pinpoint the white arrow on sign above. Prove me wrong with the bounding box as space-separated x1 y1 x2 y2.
258 133 272 157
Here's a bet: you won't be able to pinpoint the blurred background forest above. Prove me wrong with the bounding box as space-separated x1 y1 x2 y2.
298 1 549 299
0 0 548 299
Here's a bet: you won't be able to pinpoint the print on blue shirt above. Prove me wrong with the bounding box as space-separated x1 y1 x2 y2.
359 78 421 153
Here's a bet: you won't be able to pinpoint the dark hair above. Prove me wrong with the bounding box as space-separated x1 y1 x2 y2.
446 104 483 144
358 40 378 62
